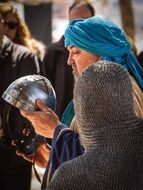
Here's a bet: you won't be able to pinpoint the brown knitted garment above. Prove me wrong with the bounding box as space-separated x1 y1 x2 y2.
47 61 143 190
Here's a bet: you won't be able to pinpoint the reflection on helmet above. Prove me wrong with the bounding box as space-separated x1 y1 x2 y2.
2 75 56 111
2 75 56 155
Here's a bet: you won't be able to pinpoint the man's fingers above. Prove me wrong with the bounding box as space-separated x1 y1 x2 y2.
20 109 37 118
20 109 29 117
20 99 49 117
16 149 24 156
16 150 34 162
36 99 49 112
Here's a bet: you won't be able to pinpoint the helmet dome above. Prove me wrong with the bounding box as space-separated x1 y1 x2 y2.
2 75 56 155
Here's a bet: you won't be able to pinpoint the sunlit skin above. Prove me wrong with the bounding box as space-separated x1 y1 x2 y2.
3 12 18 41
67 45 100 80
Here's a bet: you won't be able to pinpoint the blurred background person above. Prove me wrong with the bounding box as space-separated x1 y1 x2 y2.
1 3 46 62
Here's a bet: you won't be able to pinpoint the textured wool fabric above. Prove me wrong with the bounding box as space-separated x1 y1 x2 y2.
47 61 143 190
64 16 143 91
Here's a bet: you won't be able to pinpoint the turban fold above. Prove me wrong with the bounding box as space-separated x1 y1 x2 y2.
64 16 143 91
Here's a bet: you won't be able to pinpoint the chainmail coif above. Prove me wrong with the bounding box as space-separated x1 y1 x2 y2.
47 61 143 190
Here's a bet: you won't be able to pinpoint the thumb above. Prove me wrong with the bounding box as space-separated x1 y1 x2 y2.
36 98 49 112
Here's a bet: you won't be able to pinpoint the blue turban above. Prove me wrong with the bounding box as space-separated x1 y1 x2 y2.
64 16 143 91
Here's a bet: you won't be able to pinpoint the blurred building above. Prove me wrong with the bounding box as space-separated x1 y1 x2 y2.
24 3 52 45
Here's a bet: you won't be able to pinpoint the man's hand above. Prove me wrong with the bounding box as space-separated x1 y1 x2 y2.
16 142 51 168
20 99 61 138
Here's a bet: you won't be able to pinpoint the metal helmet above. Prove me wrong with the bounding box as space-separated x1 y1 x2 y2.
2 75 56 155
2 75 56 111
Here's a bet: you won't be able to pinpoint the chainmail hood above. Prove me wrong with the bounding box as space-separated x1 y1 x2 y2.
47 61 143 190
74 61 142 150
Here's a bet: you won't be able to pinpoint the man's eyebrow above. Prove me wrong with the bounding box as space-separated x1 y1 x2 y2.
67 45 74 51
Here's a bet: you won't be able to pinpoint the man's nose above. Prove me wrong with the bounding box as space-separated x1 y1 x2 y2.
67 55 74 65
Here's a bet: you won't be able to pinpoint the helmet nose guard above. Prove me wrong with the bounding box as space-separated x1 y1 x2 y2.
2 75 56 155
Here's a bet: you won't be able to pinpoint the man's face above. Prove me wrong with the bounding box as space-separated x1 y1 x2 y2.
67 46 100 80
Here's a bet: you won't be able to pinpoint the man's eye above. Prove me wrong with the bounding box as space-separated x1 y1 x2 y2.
73 50 79 54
